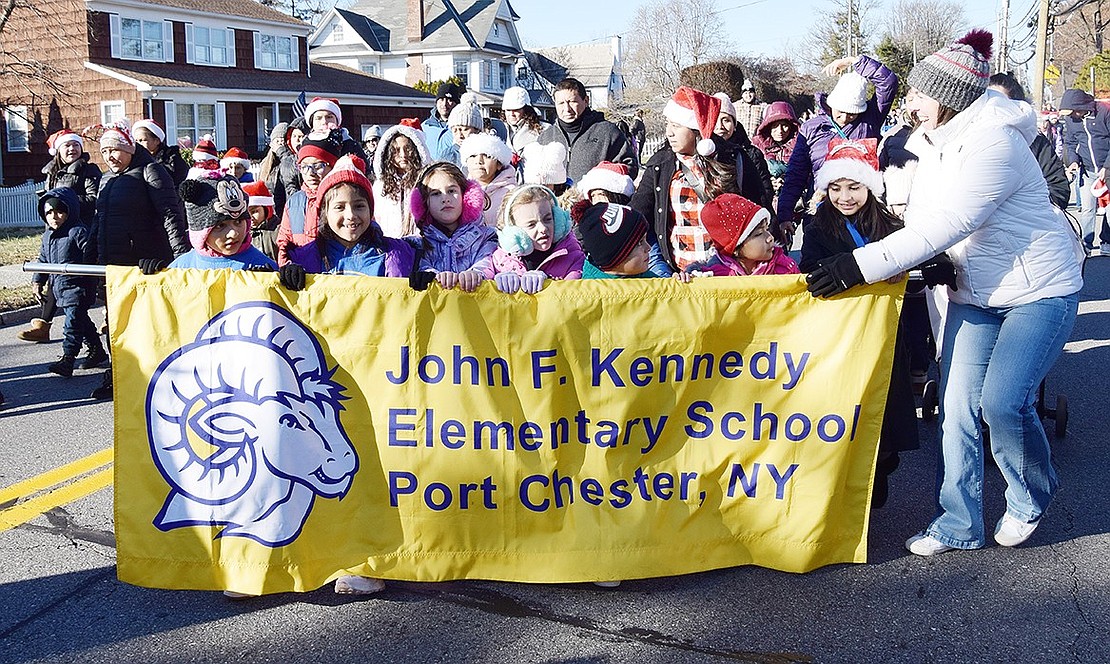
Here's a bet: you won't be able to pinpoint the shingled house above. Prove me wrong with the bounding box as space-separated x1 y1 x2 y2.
0 0 432 185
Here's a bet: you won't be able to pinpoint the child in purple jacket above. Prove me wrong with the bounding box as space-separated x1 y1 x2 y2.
491 184 585 293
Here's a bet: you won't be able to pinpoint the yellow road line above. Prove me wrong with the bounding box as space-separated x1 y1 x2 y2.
0 469 113 532
0 448 113 505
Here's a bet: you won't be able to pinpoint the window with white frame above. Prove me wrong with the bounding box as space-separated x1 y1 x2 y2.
176 103 217 145
100 100 125 125
493 23 500 37
499 62 513 91
331 24 344 43
360 62 377 76
117 17 168 61
454 59 469 87
255 33 296 71
482 61 494 90
190 26 234 66
5 106 29 152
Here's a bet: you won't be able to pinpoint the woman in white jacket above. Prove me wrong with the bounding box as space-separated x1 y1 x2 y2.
806 31 1084 556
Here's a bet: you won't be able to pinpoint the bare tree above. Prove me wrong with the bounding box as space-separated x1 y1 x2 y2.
0 0 77 103
1052 0 1110 93
885 0 966 60
802 0 880 71
623 0 727 103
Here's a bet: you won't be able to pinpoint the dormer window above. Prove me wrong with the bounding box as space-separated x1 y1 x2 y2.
109 15 174 63
332 24 344 43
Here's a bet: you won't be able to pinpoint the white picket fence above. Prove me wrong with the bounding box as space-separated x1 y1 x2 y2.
0 180 41 228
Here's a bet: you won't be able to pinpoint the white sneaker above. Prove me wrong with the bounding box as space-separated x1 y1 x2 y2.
592 580 621 588
334 575 386 595
994 513 1040 547
222 590 256 599
905 532 956 556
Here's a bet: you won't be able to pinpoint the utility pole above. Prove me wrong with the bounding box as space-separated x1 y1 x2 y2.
998 0 1010 72
1032 0 1050 109
847 0 854 58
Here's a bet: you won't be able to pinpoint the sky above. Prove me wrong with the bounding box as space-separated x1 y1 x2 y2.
509 0 1012 64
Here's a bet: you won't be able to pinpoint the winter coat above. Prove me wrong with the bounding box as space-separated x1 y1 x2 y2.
537 109 638 183
96 146 188 265
151 144 190 188
722 126 776 212
421 110 454 163
1031 133 1072 210
480 166 518 228
251 217 280 263
799 218 918 456
1060 90 1110 173
35 188 97 308
276 187 316 265
491 231 585 280
287 229 417 277
508 122 546 154
854 90 1084 308
168 246 276 270
704 246 798 276
753 101 800 166
418 220 498 277
630 140 771 273
776 55 898 221
275 151 301 214
41 154 101 224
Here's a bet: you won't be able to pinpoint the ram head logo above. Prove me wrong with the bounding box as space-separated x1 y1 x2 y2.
146 302 358 547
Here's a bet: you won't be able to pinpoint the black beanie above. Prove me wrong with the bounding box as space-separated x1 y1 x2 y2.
577 203 648 271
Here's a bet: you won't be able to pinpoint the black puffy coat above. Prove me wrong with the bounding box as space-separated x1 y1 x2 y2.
150 143 190 188
96 147 188 265
41 154 101 224
35 187 97 308
631 138 770 272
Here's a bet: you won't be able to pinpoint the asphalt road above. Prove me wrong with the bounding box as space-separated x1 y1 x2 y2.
0 263 1106 664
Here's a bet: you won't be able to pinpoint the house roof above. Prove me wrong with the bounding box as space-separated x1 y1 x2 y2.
118 0 309 26
342 0 518 53
533 41 615 88
335 8 391 52
88 60 433 100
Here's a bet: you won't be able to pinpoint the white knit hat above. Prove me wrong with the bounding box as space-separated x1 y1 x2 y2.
826 71 871 115
132 119 166 143
459 133 513 167
521 141 568 185
502 86 531 111
448 92 483 129
304 97 342 127
577 161 635 198
713 92 736 119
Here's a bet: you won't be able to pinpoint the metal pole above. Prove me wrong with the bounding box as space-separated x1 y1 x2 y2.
1032 0 1050 110
23 262 107 277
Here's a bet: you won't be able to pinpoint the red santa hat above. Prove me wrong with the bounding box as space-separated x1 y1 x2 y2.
242 180 275 219
131 119 166 143
317 155 373 212
577 161 635 198
813 138 884 197
663 86 721 157
304 97 342 127
699 194 771 255
220 146 251 170
47 130 83 156
192 136 219 163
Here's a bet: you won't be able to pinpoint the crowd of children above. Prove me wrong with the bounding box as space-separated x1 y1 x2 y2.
12 32 1079 587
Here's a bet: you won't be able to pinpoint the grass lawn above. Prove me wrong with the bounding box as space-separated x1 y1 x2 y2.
0 284 36 311
0 227 41 265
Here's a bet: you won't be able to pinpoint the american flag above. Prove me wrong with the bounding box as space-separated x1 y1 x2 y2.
293 91 308 119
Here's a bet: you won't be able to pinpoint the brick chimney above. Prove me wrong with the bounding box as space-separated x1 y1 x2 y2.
407 0 425 43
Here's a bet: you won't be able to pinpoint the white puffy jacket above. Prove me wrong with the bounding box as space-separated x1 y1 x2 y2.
855 90 1083 308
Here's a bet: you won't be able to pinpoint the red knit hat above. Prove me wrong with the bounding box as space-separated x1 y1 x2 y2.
220 146 251 170
699 194 771 255
192 136 219 163
47 130 83 156
242 180 275 219
399 117 422 129
663 86 721 157
316 155 374 216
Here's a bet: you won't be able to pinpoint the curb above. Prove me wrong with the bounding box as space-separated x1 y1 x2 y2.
0 305 39 328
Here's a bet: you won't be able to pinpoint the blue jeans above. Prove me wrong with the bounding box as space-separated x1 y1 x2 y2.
1074 171 1099 249
925 294 1078 548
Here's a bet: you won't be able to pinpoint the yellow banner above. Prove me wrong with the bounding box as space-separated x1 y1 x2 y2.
108 267 902 594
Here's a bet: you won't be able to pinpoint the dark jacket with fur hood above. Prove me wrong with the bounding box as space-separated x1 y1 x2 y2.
95 146 188 265
41 153 101 224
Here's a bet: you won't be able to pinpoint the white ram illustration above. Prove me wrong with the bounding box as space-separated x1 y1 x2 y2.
146 302 358 547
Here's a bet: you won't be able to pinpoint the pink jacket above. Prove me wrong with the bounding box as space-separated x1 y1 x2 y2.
480 166 518 228
707 246 799 276
491 232 585 280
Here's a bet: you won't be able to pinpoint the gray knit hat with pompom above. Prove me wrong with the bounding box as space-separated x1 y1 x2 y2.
906 30 993 113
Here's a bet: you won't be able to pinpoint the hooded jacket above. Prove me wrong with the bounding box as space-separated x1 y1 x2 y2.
372 125 432 238
854 90 1084 308
1060 89 1110 173
776 55 898 221
96 146 188 265
42 153 102 224
287 225 417 277
35 187 97 308
537 109 638 184
491 230 586 280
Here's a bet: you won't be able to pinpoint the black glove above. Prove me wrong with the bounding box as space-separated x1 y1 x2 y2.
278 263 306 291
917 258 958 291
409 270 436 291
805 253 865 298
138 258 167 275
245 264 275 272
